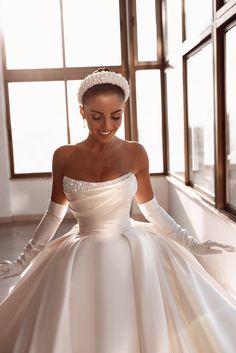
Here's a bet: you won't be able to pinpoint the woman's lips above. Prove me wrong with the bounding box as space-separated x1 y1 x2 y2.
99 131 111 135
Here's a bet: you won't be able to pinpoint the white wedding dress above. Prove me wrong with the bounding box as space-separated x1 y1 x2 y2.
0 172 236 353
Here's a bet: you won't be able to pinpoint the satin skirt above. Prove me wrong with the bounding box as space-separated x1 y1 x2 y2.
0 221 236 353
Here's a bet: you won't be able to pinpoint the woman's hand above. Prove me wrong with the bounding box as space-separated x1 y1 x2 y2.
0 260 24 279
190 239 235 256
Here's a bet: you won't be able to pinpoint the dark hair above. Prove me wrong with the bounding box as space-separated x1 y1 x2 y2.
82 67 125 105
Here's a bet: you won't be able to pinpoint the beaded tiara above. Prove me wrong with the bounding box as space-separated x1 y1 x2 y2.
77 70 130 105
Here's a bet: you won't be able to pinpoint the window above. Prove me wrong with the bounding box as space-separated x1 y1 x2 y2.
1 0 125 176
8 81 68 173
225 25 236 211
2 0 165 177
128 0 164 173
165 0 236 219
187 43 215 196
184 0 212 39
136 70 163 173
2 0 63 69
62 0 121 67
2 0 236 220
66 80 89 145
136 0 158 61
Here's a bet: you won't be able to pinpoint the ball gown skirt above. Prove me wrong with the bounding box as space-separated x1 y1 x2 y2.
0 172 236 353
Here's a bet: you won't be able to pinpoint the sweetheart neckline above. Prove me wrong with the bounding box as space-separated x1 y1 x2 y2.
63 171 135 184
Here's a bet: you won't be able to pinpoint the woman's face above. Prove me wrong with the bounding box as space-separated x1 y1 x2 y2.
80 93 125 144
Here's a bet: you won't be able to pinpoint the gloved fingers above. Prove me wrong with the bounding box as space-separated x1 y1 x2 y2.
0 261 12 279
217 244 235 252
0 260 12 266
204 240 235 252
204 240 222 247
204 248 223 255
0 260 23 279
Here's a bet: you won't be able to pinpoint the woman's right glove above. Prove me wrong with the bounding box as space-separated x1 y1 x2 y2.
0 200 68 279
138 196 235 256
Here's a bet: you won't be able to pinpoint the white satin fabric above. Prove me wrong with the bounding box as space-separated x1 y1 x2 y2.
0 172 236 353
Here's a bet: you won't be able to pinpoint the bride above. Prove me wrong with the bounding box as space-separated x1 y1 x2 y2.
0 68 236 353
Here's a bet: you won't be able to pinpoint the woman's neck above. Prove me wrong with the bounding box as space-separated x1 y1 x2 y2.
84 134 119 153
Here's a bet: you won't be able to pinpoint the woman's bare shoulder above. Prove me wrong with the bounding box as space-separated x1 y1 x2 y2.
123 140 148 157
53 143 83 159
120 140 149 173
52 144 83 172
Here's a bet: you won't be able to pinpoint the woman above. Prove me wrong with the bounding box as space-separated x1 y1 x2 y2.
0 68 236 353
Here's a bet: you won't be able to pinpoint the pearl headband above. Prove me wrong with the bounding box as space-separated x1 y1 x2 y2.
77 70 130 105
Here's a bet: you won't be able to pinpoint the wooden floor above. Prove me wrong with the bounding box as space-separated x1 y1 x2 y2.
0 218 76 303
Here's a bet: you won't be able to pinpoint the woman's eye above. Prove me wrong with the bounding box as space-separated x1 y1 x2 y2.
92 115 101 120
112 116 121 120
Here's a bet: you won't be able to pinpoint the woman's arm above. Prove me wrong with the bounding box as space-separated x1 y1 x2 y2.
0 146 69 279
132 143 154 204
134 143 235 256
50 146 69 205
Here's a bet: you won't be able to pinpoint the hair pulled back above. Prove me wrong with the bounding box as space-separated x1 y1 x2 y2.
82 68 125 105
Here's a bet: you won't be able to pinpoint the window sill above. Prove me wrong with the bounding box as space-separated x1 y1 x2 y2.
166 175 236 226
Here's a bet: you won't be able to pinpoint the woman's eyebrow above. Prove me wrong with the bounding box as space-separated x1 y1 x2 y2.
90 109 123 114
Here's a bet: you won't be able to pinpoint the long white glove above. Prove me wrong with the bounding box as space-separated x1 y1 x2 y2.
0 200 68 279
138 196 235 256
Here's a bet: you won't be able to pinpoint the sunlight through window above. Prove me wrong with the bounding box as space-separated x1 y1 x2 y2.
136 70 163 173
62 0 121 67
2 0 63 69
136 0 158 61
8 82 68 173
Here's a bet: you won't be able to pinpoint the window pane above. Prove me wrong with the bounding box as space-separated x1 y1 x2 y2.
166 0 185 178
2 0 63 69
187 44 215 196
67 80 89 144
225 26 236 209
136 70 163 173
136 0 158 61
63 0 121 67
185 0 212 39
67 80 125 142
8 82 68 173
166 63 185 178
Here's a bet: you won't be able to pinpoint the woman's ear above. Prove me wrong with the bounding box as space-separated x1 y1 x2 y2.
79 104 85 117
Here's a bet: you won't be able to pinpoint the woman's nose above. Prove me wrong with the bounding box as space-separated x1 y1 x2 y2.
102 118 112 131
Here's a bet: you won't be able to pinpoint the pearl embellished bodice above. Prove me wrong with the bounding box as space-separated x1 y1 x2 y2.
62 172 137 237
63 172 133 193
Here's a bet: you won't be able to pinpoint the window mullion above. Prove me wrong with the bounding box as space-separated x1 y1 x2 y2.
213 5 226 209
182 56 190 185
157 0 168 174
125 0 138 141
59 0 66 69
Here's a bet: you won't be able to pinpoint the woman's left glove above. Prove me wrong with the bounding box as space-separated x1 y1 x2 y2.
0 200 68 279
138 196 235 256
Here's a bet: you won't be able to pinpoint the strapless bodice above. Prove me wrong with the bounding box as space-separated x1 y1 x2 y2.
63 172 134 193
63 172 137 237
